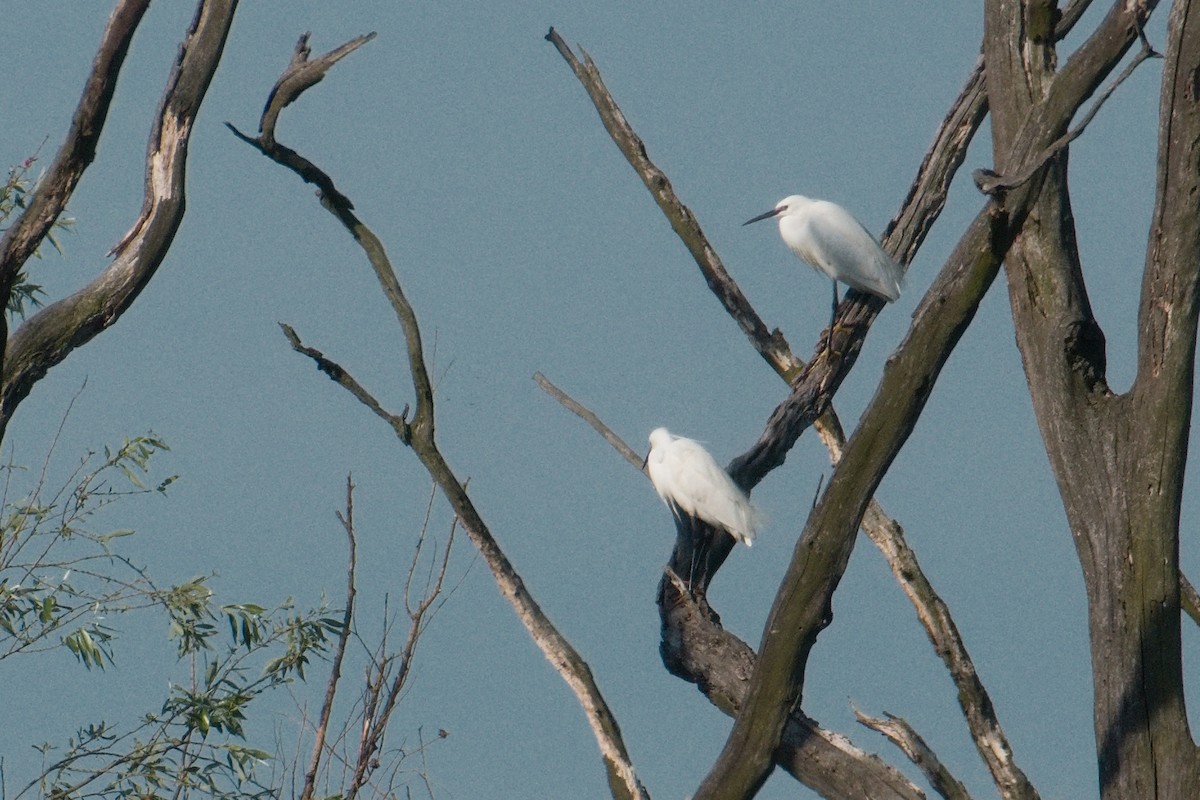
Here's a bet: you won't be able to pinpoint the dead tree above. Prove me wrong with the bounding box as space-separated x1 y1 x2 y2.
550 2 1200 799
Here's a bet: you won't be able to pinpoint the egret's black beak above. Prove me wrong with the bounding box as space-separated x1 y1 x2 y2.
743 207 783 226
640 453 649 472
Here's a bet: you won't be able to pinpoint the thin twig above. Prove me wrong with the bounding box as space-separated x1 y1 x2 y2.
974 32 1162 194
300 476 359 800
280 323 411 441
349 489 454 800
533 372 643 470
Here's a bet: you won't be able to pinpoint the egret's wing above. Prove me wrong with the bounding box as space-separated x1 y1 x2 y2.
664 437 717 519
671 440 759 545
805 202 902 300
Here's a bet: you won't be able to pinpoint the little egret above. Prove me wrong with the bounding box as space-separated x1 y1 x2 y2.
645 427 759 547
744 195 903 344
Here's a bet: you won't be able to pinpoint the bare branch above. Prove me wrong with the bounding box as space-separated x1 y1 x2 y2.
854 708 971 800
235 35 649 800
883 58 987 268
1057 1 1096 36
544 27 800 380
280 323 411 441
661 569 926 799
259 32 377 146
974 33 1162 194
860 502 1029 796
533 372 643 470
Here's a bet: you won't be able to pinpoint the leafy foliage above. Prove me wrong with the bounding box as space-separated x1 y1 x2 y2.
0 435 342 798
0 434 176 668
0 154 75 318
25 585 345 799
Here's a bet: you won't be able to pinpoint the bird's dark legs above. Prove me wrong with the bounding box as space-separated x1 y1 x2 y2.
826 280 839 352
669 504 702 590
687 516 702 589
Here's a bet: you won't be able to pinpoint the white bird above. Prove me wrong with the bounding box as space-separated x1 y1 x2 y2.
645 427 760 546
744 194 903 342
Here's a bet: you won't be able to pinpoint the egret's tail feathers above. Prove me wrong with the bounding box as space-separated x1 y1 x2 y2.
877 253 904 301
725 500 763 547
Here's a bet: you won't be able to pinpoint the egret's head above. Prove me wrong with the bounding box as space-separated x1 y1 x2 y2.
648 427 672 449
743 195 806 226
645 427 673 472
775 195 807 214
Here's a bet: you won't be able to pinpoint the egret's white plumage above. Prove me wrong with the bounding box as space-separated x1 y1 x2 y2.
744 195 903 332
645 427 760 546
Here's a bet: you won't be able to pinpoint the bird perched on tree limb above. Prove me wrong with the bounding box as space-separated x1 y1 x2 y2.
744 194 903 346
645 427 760 547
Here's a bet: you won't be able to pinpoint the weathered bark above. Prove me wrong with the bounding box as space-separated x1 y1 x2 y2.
694 2 1175 797
660 575 924 800
0 0 151 310
691 206 1012 800
985 0 1200 797
0 0 238 440
551 22 1007 799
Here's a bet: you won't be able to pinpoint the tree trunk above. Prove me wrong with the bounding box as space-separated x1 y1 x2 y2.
985 1 1200 796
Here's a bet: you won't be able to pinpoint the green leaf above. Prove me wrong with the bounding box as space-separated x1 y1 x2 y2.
98 528 137 542
39 594 57 624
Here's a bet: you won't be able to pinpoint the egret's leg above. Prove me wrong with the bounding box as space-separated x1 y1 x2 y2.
826 280 839 352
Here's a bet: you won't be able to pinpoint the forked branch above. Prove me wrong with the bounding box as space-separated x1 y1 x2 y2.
0 0 237 441
234 34 648 800
0 0 151 304
974 28 1161 194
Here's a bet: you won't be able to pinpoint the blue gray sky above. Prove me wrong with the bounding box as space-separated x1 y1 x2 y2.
1 3 1190 798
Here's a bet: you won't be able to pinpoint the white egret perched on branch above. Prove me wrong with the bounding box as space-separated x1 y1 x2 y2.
645 428 760 547
744 194 903 345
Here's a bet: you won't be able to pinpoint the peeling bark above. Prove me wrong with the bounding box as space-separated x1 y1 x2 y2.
0 0 238 440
